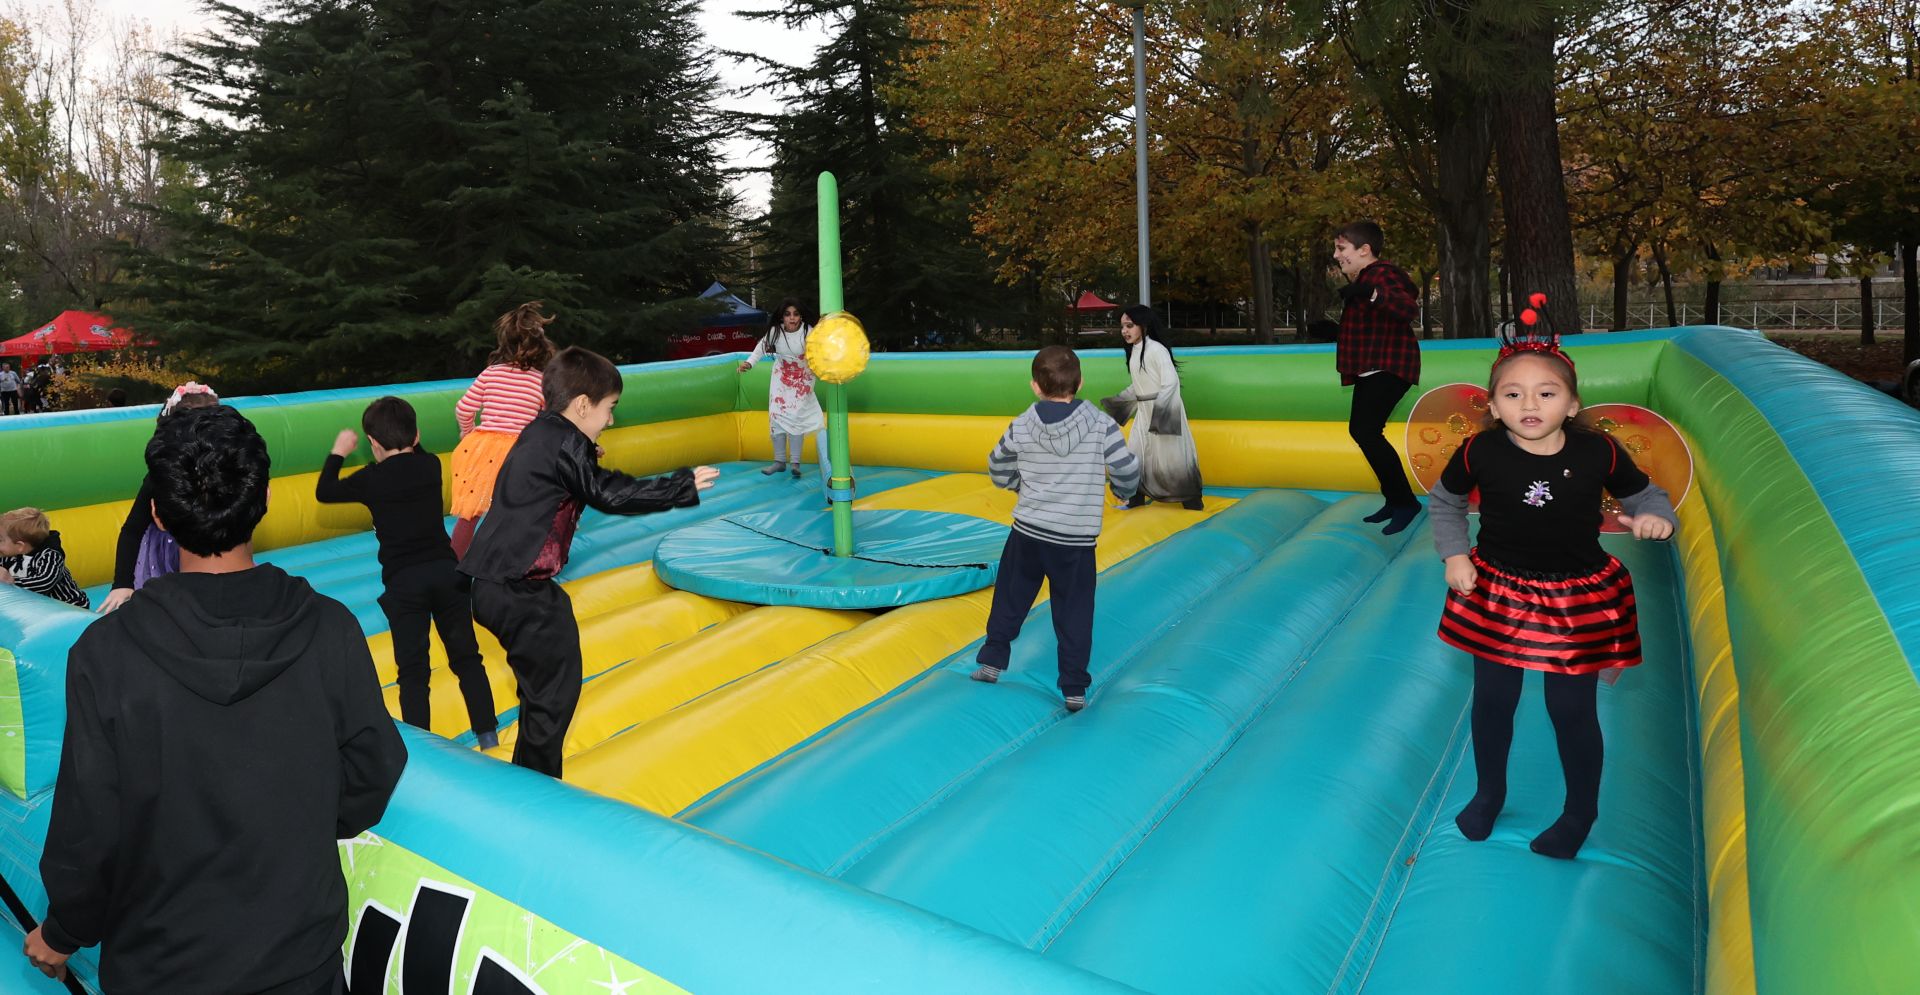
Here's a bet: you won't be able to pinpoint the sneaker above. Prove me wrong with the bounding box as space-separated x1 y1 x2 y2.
761 462 788 475
475 729 500 750
970 665 1004 684
1064 695 1087 713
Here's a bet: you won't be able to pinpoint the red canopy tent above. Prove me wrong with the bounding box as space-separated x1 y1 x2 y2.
0 311 140 358
1073 291 1118 311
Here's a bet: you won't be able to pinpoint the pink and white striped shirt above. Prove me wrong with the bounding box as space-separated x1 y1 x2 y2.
455 364 545 436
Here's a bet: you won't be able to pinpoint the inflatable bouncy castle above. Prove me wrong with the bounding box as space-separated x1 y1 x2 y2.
1 326 1915 993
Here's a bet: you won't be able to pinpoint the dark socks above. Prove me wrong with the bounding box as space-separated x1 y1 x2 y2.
1537 671 1603 858
1455 791 1504 841
1530 811 1597 859
1381 502 1423 535
1458 658 1522 841
1363 503 1394 523
1459 662 1604 857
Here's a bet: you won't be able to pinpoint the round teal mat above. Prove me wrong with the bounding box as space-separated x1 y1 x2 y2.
654 509 1009 608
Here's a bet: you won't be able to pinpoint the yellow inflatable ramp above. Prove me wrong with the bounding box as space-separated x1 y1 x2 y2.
481 472 1059 756
565 475 1231 814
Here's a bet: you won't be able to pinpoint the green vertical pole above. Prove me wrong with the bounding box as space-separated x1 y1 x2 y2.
818 172 843 314
818 172 855 557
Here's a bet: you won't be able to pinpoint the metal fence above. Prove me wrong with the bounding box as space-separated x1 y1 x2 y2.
1584 300 1908 332
1105 298 1909 338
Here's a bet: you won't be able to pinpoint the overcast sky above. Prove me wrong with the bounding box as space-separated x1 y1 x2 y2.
92 0 824 212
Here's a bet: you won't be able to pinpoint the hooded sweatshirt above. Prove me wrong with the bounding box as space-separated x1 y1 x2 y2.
987 399 1141 546
39 564 406 993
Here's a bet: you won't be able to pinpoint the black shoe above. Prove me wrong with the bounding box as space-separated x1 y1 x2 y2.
1363 503 1394 523
1182 498 1204 511
1126 493 1148 509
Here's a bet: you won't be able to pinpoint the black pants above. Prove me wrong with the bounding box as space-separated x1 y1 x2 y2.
379 560 496 734
1348 372 1416 506
1468 657 1603 818
470 578 581 777
977 530 1097 696
0 390 15 415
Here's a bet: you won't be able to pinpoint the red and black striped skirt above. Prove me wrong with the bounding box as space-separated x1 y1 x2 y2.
1438 551 1641 675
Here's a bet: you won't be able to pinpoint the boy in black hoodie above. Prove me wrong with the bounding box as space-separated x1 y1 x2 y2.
460 346 717 777
317 396 499 747
24 405 407 991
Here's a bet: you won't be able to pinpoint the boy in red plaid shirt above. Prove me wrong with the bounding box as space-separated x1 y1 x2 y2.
1334 220 1423 535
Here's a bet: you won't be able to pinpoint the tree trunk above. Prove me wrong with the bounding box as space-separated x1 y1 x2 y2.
1419 267 1435 339
1493 19 1580 335
1612 241 1634 330
1902 238 1918 367
1860 272 1875 347
1432 71 1495 339
1703 243 1722 326
1653 242 1678 326
1299 244 1338 337
1498 256 1510 325
1245 223 1276 344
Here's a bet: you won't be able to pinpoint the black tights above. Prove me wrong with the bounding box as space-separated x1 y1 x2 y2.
1456 657 1603 858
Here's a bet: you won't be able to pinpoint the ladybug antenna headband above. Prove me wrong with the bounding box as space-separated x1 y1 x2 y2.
1496 292 1574 372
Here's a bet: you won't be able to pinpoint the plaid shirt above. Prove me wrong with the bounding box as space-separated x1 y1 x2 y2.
1336 260 1422 385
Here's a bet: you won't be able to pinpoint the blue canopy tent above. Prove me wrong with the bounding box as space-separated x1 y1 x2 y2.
671 283 770 358
701 282 768 328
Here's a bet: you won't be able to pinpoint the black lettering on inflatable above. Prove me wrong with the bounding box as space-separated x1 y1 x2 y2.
347 904 400 995
472 955 542 995
401 884 469 994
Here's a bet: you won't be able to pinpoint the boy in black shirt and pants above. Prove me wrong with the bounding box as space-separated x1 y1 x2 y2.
317 396 500 747
26 405 406 990
461 347 717 777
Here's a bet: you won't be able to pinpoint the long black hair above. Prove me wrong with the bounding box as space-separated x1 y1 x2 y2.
1121 304 1180 370
762 298 811 350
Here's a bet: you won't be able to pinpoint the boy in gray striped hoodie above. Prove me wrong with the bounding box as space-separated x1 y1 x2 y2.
971 346 1141 712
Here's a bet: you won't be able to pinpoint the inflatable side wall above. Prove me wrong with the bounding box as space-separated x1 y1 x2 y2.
1 328 1915 993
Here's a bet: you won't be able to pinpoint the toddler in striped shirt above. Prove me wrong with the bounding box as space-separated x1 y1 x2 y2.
0 507 89 609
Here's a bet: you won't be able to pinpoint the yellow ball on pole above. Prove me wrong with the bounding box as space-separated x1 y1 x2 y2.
806 311 869 385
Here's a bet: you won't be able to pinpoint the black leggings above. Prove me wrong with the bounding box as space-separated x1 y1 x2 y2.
1468 657 1602 819
1348 372 1416 506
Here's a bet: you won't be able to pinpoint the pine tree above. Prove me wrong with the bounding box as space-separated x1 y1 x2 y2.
117 0 732 389
734 0 1008 349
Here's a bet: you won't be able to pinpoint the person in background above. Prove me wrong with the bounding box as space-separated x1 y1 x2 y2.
1333 219 1423 536
24 405 406 988
450 302 557 558
0 363 19 416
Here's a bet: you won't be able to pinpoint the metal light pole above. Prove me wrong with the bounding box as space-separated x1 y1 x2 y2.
1121 0 1150 306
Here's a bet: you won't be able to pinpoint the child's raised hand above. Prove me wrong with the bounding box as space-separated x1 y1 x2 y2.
331 429 359 457
1616 514 1674 541
1444 554 1477 595
692 465 720 490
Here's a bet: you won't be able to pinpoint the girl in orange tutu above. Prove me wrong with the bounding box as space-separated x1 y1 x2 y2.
450 302 556 556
